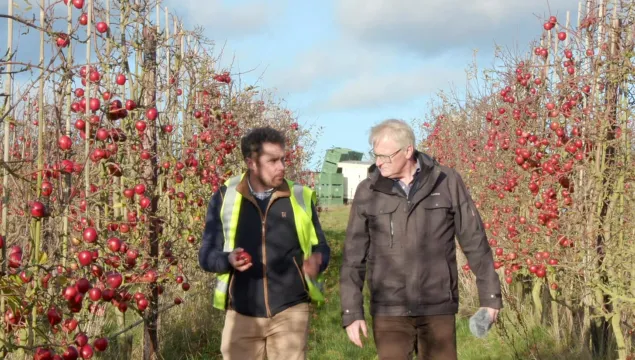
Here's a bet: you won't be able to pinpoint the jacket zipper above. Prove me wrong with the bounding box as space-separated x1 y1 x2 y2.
243 194 276 318
261 216 272 317
389 213 394 248
228 271 236 308
293 257 308 292
446 261 453 302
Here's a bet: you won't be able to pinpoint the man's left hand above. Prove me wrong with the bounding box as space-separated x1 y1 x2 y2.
481 307 500 323
303 253 322 279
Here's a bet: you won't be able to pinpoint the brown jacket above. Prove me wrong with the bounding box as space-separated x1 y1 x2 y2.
340 152 502 327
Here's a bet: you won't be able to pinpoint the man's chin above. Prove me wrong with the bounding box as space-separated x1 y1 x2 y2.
270 177 284 188
379 169 394 178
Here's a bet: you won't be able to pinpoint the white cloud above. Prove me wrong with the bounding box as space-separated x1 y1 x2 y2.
335 0 581 56
164 0 284 38
272 0 583 113
270 39 395 93
311 66 464 112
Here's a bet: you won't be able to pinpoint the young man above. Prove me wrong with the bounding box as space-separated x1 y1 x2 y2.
199 127 330 360
339 119 502 359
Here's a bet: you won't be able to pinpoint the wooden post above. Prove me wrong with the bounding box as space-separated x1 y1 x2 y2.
0 0 13 354
141 23 160 360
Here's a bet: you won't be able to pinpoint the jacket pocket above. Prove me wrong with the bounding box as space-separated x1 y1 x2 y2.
446 259 455 302
368 254 406 306
418 258 453 305
421 195 453 238
366 201 400 248
293 257 308 292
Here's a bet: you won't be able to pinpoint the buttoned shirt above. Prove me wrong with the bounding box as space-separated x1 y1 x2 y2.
393 159 421 196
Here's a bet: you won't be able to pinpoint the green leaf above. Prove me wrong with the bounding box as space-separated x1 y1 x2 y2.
26 286 35 298
38 251 48 265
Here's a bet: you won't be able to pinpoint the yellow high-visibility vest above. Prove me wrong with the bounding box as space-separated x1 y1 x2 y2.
212 173 325 311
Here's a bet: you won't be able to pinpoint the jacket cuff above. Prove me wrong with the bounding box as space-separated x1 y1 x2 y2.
342 310 364 328
479 293 503 309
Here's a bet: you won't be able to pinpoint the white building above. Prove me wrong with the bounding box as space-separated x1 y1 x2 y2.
336 160 374 202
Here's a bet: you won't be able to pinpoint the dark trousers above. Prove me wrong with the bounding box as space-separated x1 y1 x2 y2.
372 315 457 360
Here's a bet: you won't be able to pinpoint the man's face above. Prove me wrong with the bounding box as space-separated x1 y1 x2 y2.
247 142 286 188
372 136 410 179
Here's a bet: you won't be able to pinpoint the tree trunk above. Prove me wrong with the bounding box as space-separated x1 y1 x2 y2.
590 15 622 360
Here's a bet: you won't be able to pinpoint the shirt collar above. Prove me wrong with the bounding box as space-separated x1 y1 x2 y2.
247 175 274 200
393 158 421 182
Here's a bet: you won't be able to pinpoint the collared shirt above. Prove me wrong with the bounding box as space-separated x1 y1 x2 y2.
393 159 421 196
247 176 274 200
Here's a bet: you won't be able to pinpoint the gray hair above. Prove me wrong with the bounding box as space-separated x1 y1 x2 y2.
368 119 416 149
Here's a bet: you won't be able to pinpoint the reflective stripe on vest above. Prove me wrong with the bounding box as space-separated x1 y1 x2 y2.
212 174 325 311
212 174 244 310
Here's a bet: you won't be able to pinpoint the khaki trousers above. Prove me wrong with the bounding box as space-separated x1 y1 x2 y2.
220 302 310 360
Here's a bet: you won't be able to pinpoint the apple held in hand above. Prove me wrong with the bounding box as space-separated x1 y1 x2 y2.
235 249 252 264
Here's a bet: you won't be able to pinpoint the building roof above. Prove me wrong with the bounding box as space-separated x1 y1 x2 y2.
337 160 374 166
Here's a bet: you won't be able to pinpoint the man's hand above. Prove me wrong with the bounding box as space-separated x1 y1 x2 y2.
481 307 499 323
302 253 322 279
345 320 368 348
228 248 252 272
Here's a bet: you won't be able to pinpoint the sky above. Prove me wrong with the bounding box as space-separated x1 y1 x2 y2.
161 0 582 168
1 0 582 168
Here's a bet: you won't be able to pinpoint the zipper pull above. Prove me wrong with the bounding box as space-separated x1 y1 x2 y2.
390 215 394 248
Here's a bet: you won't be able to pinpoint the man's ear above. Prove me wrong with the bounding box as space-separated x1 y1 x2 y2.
246 155 257 171
406 145 415 159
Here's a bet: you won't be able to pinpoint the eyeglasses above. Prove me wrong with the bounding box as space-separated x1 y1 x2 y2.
369 148 402 164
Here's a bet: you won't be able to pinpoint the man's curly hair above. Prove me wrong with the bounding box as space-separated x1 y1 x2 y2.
240 127 286 161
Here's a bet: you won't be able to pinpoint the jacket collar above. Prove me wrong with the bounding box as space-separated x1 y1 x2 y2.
235 171 291 201
369 151 440 200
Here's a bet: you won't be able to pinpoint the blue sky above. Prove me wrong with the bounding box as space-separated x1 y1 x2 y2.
2 0 581 168
162 0 581 168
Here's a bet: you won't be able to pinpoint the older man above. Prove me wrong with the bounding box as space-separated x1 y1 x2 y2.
339 119 502 359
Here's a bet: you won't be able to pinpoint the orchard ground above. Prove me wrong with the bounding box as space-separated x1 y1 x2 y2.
106 205 598 360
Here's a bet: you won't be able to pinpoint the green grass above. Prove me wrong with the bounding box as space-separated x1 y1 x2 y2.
104 205 593 360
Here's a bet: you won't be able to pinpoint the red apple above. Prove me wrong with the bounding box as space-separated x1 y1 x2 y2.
78 13 88 25
77 251 93 266
134 184 146 194
137 298 149 311
106 272 123 289
75 333 89 347
31 201 46 218
83 227 98 243
62 346 79 360
58 135 72 150
236 250 252 264
79 344 93 359
75 278 91 294
115 74 126 85
145 107 158 121
47 306 62 326
107 237 121 252
93 338 108 352
135 121 146 132
95 22 108 33
34 347 54 360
